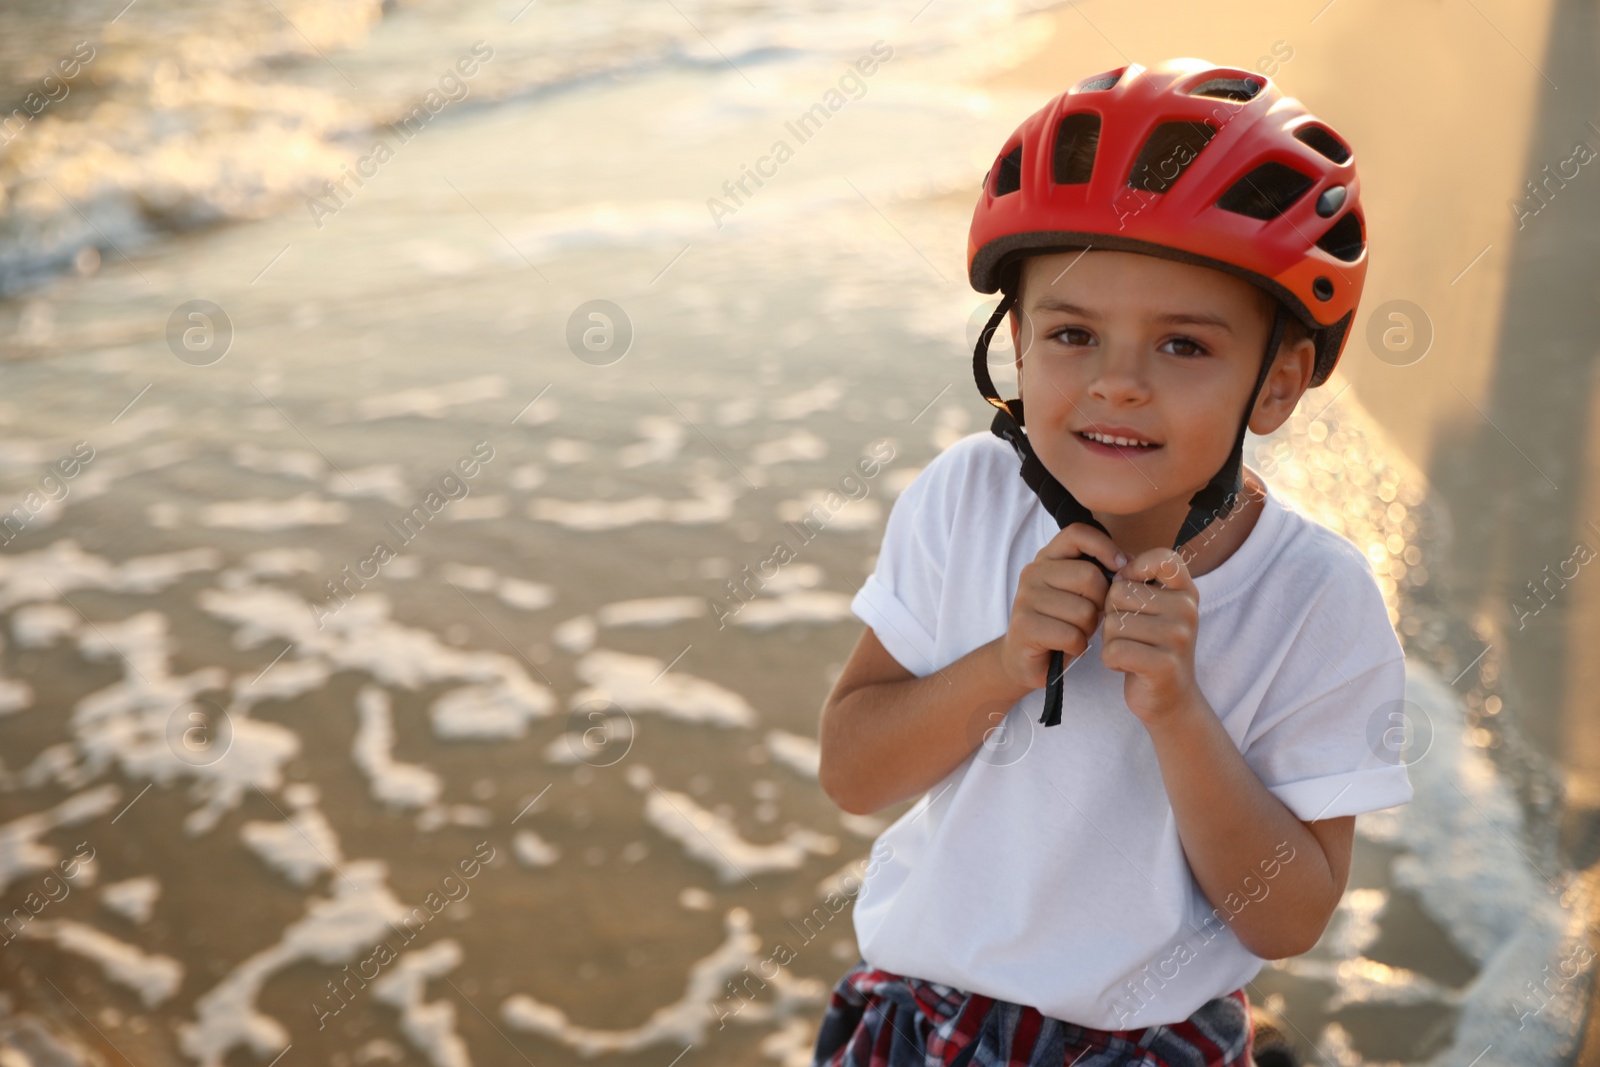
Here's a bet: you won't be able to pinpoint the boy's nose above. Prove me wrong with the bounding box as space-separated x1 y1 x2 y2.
1085 346 1152 402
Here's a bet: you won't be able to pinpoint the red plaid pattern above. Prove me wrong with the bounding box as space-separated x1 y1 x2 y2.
812 958 1254 1066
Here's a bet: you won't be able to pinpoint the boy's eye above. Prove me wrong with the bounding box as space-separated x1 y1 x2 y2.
1163 336 1209 358
1049 326 1093 346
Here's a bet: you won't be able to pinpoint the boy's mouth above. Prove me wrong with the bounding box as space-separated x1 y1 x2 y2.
1075 428 1163 455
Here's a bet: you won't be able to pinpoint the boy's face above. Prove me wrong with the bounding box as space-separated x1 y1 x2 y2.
1008 249 1315 517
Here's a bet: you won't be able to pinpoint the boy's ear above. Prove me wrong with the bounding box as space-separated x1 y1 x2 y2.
1248 336 1317 435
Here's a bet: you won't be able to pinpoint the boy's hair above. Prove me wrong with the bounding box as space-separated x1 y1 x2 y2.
1248 285 1312 354
1005 254 1311 360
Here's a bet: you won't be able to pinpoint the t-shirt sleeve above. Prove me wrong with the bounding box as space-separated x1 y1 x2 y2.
1239 545 1413 823
848 447 956 678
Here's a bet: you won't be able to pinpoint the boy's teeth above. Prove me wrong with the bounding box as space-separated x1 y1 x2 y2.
1084 431 1152 447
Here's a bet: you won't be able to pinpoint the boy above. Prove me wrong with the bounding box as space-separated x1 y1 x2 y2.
812 59 1412 1067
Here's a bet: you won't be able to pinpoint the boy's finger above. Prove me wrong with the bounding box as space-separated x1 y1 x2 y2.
1029 585 1105 633
1105 576 1180 617
1030 553 1114 603
1037 521 1128 574
1116 548 1195 592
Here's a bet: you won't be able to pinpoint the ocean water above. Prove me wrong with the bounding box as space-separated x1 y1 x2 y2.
0 1 1586 1065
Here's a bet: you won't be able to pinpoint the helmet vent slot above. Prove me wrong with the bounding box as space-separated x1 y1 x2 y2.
1189 76 1262 101
1126 121 1216 194
1052 113 1100 185
1076 69 1124 93
992 145 1023 196
1215 162 1315 220
1315 212 1364 261
1294 124 1352 164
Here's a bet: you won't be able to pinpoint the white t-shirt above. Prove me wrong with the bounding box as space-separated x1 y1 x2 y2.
848 429 1412 1031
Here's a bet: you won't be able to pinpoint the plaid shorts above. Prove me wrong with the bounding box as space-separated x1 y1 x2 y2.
811 958 1254 1067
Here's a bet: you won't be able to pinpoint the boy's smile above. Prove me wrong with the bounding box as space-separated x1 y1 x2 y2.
1008 249 1317 572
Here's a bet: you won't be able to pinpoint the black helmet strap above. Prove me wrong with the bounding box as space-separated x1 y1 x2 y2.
973 288 1288 726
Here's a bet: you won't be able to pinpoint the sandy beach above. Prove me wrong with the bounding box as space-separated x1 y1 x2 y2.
0 1 1591 1063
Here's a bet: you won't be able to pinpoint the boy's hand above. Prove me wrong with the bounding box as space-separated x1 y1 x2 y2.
998 522 1124 693
1100 548 1205 727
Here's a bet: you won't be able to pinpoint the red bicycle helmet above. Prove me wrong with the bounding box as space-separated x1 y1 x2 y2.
967 58 1369 726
